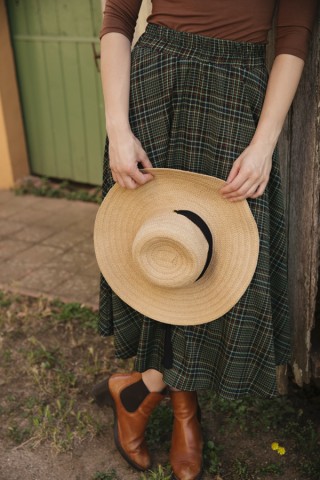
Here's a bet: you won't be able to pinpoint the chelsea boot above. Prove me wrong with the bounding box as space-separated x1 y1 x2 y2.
92 372 166 471
169 390 203 480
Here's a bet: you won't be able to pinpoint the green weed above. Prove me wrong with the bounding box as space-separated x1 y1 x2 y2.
201 391 295 433
8 423 31 444
92 471 118 480
27 337 61 369
233 458 251 480
257 462 284 475
28 399 98 450
140 465 171 480
14 177 101 204
146 403 173 449
52 301 98 330
203 440 222 475
1 349 12 365
284 419 320 480
83 345 106 376
0 291 11 308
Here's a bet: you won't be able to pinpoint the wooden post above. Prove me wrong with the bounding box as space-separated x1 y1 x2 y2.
265 10 320 391
286 12 320 386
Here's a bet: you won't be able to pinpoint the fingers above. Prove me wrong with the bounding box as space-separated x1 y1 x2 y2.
223 178 258 201
225 158 241 185
108 132 155 190
111 171 126 189
220 141 274 202
221 166 269 201
131 168 153 186
139 152 153 169
250 181 268 199
221 158 270 201
112 170 137 190
222 180 268 201
111 164 153 190
221 168 256 196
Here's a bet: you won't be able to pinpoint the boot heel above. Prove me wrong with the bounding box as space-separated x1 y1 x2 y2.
92 379 113 407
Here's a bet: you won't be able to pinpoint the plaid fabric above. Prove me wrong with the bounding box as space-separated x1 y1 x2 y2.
99 24 290 398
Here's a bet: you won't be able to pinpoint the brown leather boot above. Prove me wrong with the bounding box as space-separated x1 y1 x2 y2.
92 372 166 471
169 391 203 480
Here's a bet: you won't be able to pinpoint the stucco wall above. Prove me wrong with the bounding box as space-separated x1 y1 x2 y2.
0 0 29 189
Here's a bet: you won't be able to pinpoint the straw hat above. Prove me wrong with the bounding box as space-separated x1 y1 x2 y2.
94 168 259 326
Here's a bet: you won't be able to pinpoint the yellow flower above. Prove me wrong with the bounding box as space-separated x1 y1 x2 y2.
271 442 279 451
278 447 286 456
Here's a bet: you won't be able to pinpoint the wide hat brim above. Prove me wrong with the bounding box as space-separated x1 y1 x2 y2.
94 168 259 326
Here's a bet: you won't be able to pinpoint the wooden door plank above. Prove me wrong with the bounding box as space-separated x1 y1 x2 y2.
77 42 104 184
90 0 103 37
5 1 28 35
37 1 59 36
60 42 89 183
14 41 57 177
56 0 94 37
24 0 42 35
43 41 72 179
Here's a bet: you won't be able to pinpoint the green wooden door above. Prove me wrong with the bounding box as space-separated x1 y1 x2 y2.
6 0 105 185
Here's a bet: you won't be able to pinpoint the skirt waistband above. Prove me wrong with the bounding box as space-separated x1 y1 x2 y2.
137 23 266 67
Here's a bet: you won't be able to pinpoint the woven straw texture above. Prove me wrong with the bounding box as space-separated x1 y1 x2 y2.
99 24 290 398
95 169 259 325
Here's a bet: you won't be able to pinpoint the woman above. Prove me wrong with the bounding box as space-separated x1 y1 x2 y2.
95 1 318 479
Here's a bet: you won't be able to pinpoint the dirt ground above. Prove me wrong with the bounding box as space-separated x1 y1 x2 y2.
0 291 319 480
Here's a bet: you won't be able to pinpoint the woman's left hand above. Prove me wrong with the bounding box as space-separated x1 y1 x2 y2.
220 142 273 202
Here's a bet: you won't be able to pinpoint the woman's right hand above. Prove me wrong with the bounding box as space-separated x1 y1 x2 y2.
108 128 154 189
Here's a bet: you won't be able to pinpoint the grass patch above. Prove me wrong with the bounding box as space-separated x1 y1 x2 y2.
0 291 122 451
232 458 251 480
1 289 320 479
258 462 284 476
0 291 12 308
92 470 119 480
203 439 223 475
283 418 320 479
199 388 320 479
14 175 101 204
201 391 296 433
8 423 32 444
140 465 171 480
51 300 98 331
146 403 173 450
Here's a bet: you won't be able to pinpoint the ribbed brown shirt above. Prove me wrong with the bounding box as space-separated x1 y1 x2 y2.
100 0 318 60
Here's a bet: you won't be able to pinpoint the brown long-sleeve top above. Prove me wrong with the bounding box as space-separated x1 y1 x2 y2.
100 0 318 60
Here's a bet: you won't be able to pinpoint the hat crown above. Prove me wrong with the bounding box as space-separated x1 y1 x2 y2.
132 212 212 288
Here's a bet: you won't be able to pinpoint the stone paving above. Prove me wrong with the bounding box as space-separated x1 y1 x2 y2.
0 190 100 309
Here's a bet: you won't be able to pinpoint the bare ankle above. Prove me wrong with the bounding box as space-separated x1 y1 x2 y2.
142 369 166 392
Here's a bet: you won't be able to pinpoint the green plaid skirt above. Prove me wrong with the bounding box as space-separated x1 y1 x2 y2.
99 24 291 398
